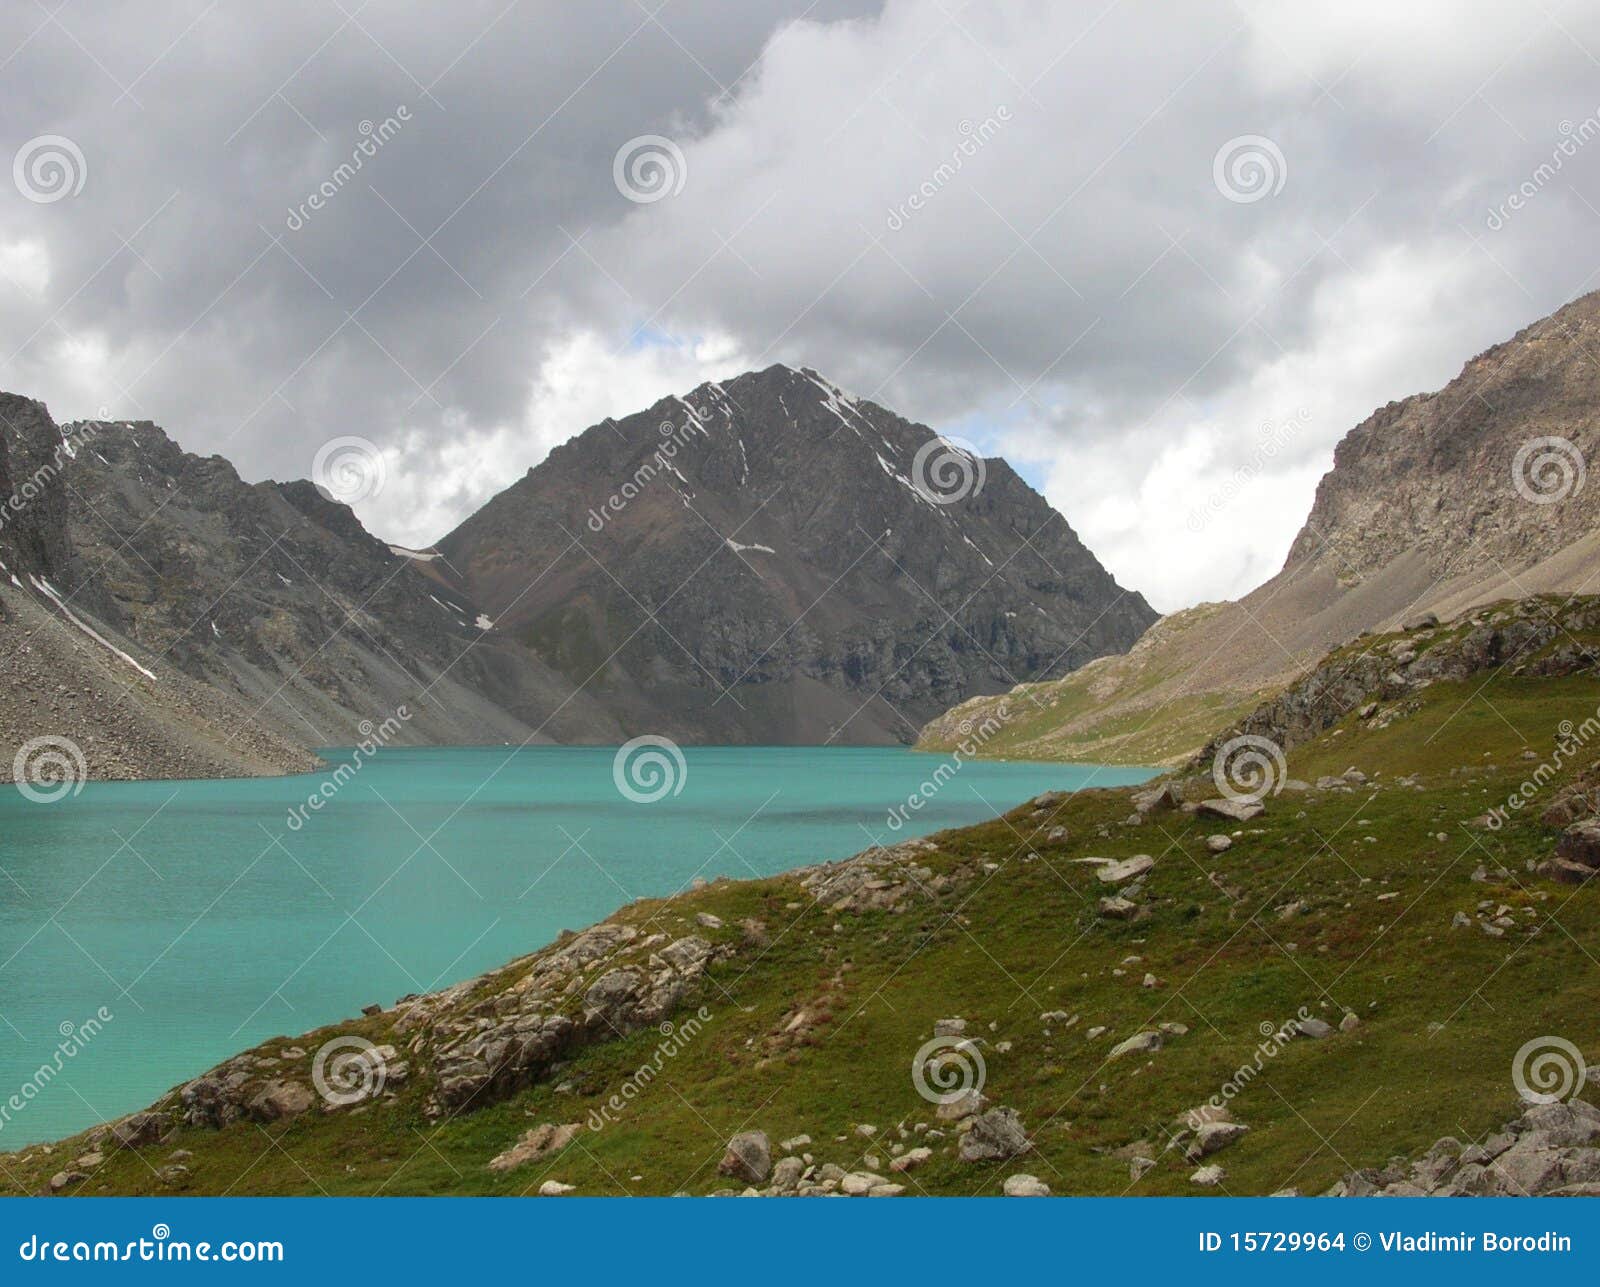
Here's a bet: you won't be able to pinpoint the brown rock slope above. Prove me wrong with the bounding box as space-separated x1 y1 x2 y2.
921 289 1600 765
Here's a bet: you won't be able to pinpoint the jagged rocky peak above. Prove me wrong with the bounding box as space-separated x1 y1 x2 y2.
0 392 73 586
437 364 1156 745
1286 288 1600 581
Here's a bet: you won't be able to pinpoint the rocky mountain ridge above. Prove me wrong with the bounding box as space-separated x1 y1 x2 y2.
919 288 1600 765
435 364 1155 744
3 367 1150 778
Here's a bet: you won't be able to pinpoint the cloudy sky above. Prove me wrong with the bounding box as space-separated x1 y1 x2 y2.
3 1 1599 611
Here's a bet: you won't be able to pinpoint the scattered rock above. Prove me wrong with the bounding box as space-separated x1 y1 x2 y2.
1198 798 1264 823
488 1122 581 1173
959 1107 1030 1162
1190 1164 1226 1186
1205 834 1233 853
1133 783 1181 814
537 1180 575 1196
1096 855 1156 884
769 1156 806 1191
1002 1173 1051 1196
109 1112 167 1150
246 1080 315 1123
1108 1030 1163 1059
718 1131 773 1185
1188 1122 1250 1159
936 1089 987 1121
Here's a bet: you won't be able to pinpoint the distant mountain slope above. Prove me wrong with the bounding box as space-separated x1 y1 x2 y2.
0 396 319 782
436 365 1156 744
52 418 618 753
921 289 1600 764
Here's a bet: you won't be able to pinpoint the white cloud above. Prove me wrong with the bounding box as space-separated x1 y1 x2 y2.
364 328 751 546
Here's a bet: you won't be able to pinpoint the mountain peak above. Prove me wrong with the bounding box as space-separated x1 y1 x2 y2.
437 373 1154 744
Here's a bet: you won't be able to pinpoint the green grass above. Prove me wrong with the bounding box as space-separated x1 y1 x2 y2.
6 659 1597 1198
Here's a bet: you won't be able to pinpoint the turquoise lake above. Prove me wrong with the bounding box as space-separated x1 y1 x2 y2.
0 746 1152 1146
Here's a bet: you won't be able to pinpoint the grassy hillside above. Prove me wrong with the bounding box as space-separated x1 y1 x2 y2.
5 612 1598 1197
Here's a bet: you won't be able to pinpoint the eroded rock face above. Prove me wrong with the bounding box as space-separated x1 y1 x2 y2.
798 838 945 913
419 928 718 1111
1193 599 1600 777
1556 819 1600 869
1330 1099 1600 1196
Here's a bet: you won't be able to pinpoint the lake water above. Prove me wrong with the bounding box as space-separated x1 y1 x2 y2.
0 746 1151 1146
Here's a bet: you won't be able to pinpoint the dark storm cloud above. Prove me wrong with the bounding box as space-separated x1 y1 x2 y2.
4 1 1600 606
